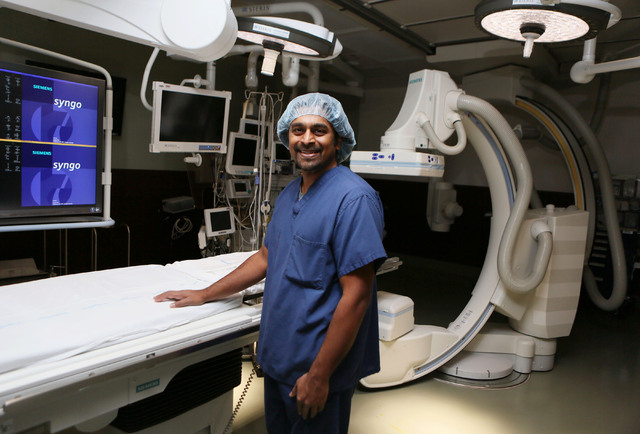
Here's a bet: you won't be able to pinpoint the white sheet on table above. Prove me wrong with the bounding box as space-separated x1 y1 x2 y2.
0 251 261 375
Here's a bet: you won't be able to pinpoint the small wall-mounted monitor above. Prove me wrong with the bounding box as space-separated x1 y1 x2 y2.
150 82 231 154
204 207 235 237
0 60 105 226
226 179 253 199
274 140 291 161
240 118 271 139
225 132 260 176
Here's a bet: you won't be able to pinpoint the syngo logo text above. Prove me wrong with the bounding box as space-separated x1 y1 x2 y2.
55 98 82 110
53 162 82 172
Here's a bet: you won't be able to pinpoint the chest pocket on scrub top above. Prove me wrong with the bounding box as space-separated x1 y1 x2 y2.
284 234 328 290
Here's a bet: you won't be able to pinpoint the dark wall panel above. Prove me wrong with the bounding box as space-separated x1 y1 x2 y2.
0 170 575 277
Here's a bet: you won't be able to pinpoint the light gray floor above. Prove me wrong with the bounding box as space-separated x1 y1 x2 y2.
232 255 640 434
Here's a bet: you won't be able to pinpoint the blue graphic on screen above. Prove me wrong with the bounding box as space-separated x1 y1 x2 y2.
19 75 98 207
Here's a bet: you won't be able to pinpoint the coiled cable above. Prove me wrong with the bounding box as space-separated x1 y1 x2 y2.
223 367 256 434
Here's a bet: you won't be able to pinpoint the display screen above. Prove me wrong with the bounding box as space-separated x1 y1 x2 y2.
0 61 104 223
150 82 231 153
159 91 227 143
208 209 232 231
204 207 235 237
275 142 291 161
241 119 260 136
225 132 259 176
231 136 259 166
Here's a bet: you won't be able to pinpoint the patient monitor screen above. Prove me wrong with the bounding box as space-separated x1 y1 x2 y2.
0 61 104 222
159 91 227 143
231 136 259 166
204 207 235 237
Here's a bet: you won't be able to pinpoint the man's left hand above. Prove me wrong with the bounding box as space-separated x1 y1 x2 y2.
289 372 329 419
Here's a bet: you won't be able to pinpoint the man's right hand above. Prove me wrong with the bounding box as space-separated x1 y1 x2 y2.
153 289 207 308
153 246 269 309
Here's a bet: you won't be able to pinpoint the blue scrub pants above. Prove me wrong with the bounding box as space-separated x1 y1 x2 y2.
263 374 356 433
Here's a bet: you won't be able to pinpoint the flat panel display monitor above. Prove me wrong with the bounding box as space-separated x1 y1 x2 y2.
0 60 105 225
225 132 260 176
150 82 231 154
225 178 253 199
203 207 235 237
240 118 271 139
274 140 291 161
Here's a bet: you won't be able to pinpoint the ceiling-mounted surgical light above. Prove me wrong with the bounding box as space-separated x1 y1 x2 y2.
475 0 617 58
236 16 342 76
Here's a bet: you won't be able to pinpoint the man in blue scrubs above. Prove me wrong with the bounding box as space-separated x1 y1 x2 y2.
155 93 386 433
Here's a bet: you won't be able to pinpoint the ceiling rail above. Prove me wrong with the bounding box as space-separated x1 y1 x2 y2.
326 0 436 55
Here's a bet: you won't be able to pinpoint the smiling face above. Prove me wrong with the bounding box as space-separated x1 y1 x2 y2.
288 114 342 182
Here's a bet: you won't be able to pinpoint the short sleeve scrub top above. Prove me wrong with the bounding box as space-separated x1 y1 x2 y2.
260 165 387 392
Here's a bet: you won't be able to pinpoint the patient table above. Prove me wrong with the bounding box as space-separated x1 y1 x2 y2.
0 252 262 433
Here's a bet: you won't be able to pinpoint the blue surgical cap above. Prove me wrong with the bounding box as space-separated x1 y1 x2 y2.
277 93 356 163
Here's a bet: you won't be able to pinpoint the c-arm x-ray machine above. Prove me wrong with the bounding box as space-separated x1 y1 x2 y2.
351 69 589 387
